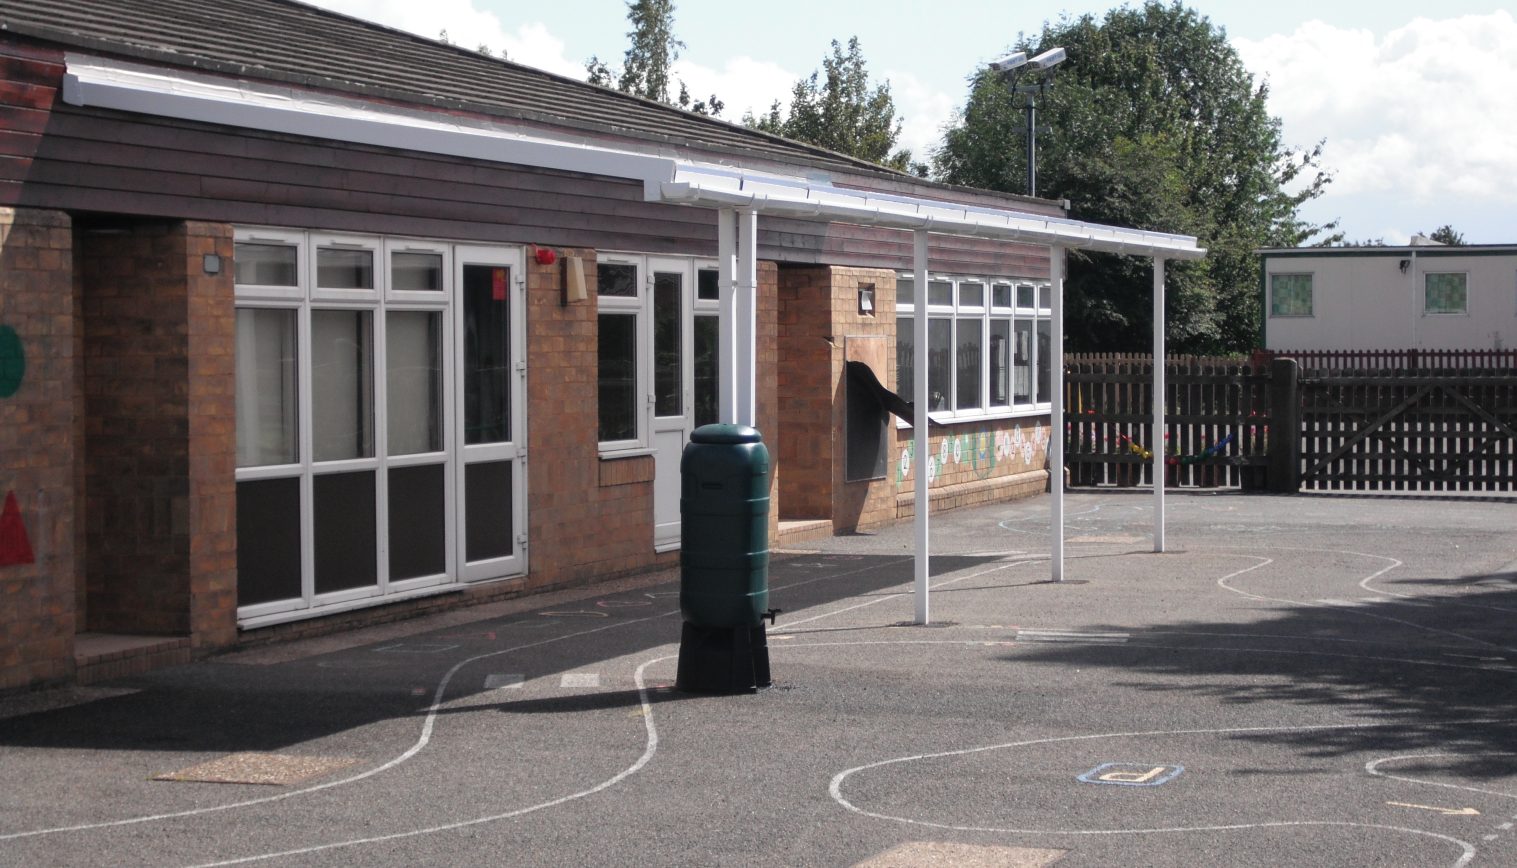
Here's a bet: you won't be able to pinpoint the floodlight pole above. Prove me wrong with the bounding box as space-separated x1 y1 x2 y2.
1025 90 1037 198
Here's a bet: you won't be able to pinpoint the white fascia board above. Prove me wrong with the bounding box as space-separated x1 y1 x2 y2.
61 54 678 187
660 165 1205 259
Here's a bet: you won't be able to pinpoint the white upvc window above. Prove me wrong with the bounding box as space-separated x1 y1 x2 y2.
595 254 648 453
233 229 458 625
896 272 1052 422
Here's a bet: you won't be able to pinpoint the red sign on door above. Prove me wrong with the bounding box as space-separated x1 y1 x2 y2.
492 268 508 301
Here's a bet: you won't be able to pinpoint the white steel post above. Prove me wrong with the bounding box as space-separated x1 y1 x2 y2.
1049 245 1065 582
913 230 930 624
1153 257 1167 552
717 209 737 424
737 209 758 427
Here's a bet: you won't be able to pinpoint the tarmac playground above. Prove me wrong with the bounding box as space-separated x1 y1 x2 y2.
1 489 1516 867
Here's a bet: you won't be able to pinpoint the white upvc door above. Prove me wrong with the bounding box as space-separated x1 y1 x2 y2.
453 246 528 580
650 257 694 552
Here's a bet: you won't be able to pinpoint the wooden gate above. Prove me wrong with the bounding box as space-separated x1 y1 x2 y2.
1299 370 1517 491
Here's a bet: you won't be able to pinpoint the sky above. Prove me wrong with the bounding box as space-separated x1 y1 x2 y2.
304 0 1517 245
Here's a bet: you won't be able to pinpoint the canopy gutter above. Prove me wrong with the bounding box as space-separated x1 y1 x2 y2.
654 173 1205 259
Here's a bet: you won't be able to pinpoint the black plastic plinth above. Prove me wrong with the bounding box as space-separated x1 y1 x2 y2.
675 622 772 694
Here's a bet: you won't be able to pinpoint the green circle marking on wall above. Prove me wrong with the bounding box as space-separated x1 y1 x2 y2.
0 326 25 398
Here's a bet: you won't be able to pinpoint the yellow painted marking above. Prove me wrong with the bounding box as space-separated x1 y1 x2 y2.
1386 802 1480 816
1098 766 1168 784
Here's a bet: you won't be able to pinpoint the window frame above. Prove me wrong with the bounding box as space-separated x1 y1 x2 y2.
1423 271 1469 315
596 253 651 454
897 272 1052 426
233 227 462 624
1269 272 1314 318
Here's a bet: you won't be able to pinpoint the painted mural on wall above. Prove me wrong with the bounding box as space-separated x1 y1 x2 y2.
0 325 23 398
898 422 1050 485
0 323 35 566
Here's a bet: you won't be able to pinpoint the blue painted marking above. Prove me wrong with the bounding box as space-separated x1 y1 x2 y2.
1078 763 1184 787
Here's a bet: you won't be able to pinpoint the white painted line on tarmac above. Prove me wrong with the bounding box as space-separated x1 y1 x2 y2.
484 674 524 690
560 673 600 688
188 654 672 867
1211 545 1517 654
0 609 683 842
1366 754 1517 801
829 719 1481 867
1016 630 1129 644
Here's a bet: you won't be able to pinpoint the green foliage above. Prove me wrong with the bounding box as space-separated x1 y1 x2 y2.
618 0 680 103
934 2 1335 354
584 1 722 117
1427 224 1465 245
742 37 912 171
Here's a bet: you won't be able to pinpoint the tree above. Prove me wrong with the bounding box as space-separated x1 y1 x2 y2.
585 0 723 116
1426 224 1465 245
934 2 1334 353
743 37 913 172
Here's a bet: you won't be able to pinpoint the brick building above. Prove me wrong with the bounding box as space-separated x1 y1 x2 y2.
0 0 1201 690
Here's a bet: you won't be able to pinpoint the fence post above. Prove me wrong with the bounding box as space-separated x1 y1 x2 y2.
1268 358 1300 493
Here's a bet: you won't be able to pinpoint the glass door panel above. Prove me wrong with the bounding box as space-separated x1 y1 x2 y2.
650 260 692 551
456 250 526 580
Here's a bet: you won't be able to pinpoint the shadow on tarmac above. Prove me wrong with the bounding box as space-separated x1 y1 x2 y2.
0 554 999 754
1002 567 1517 781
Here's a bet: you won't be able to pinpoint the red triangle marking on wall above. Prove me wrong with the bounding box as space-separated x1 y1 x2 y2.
0 490 36 566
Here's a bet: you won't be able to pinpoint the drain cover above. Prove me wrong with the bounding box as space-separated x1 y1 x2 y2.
155 752 358 786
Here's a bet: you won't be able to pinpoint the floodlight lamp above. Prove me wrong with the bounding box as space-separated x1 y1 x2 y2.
989 51 1028 73
1027 46 1067 70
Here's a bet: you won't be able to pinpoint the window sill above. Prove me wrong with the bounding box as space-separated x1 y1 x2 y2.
895 406 1051 429
598 446 656 460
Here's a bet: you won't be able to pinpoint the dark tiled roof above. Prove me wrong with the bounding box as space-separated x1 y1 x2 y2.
0 0 899 177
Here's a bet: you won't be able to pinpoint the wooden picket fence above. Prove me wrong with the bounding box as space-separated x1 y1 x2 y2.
1064 361 1274 489
1298 369 1517 491
1063 356 1517 492
1255 348 1517 372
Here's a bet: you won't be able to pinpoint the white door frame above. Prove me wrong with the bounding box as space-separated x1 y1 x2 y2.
453 245 528 581
650 256 695 552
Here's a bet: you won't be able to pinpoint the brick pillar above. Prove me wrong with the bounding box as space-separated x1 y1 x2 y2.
776 266 834 519
185 223 237 649
829 268 899 532
76 219 236 647
0 207 77 690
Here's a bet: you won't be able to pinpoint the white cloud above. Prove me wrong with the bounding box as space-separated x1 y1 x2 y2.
671 56 796 121
882 69 959 163
1235 12 1517 205
306 0 584 78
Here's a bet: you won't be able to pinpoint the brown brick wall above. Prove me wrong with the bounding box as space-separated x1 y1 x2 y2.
776 267 833 519
76 219 236 644
0 207 77 690
184 223 238 649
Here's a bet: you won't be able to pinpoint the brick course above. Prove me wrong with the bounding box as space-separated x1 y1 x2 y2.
75 219 237 647
0 207 77 690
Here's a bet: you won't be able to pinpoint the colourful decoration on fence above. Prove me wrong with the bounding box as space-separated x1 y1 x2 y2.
0 491 35 566
1118 431 1237 465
